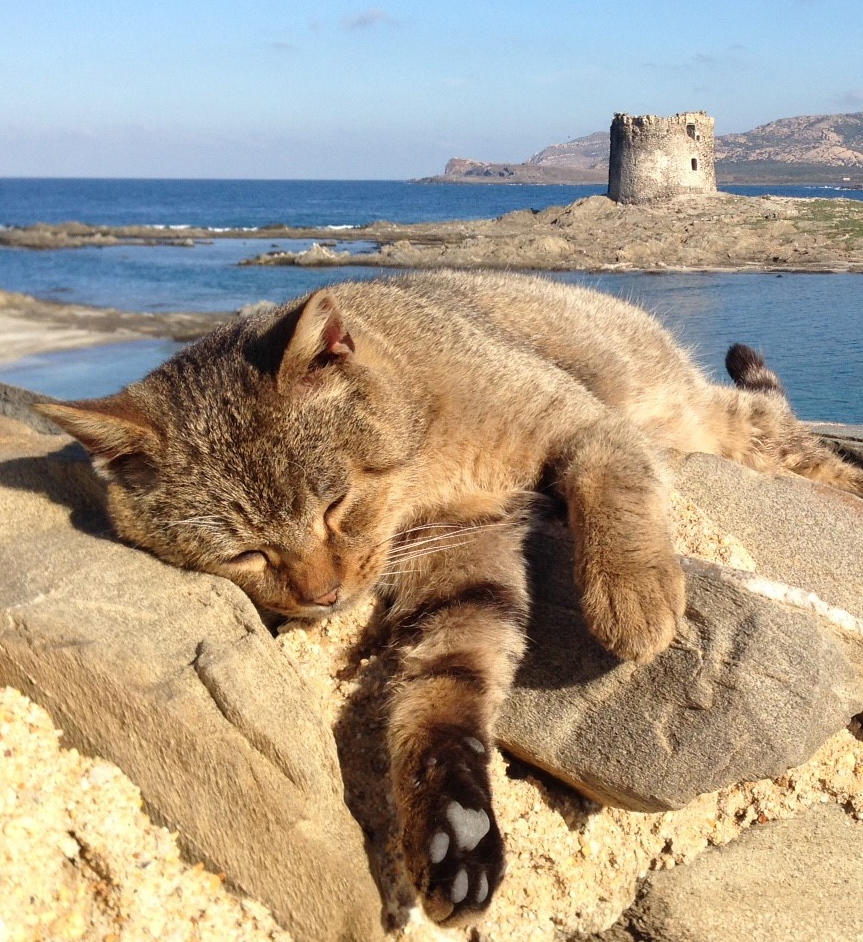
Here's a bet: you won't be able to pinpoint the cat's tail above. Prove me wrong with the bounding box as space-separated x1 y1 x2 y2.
713 344 863 498
725 343 785 396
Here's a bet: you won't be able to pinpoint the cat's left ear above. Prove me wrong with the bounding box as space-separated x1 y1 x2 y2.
32 392 159 480
265 290 355 393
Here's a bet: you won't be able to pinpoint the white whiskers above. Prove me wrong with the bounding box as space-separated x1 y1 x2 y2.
378 519 512 583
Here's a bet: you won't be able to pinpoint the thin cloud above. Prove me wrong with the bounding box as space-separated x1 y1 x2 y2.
269 41 297 53
342 8 396 30
641 47 747 74
836 90 863 110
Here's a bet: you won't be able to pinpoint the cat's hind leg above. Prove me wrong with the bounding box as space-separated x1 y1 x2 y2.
384 500 530 924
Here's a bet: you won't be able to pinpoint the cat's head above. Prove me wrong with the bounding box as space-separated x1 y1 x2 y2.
35 289 426 619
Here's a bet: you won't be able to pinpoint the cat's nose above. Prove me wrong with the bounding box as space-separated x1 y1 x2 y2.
311 585 341 607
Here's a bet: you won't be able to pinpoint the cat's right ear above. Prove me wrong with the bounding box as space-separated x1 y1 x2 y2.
33 393 159 480
252 290 355 394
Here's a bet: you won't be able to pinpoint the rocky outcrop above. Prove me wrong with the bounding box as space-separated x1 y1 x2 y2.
433 146 608 185
243 193 863 273
7 191 863 274
0 403 384 942
586 802 863 942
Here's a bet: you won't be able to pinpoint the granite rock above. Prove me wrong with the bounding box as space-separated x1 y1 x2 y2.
625 802 863 942
672 449 863 620
0 407 383 942
498 449 863 811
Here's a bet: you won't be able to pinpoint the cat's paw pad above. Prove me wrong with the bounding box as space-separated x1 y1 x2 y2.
401 734 505 924
421 795 504 923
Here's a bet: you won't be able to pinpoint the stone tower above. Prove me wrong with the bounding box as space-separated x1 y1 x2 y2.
608 111 717 204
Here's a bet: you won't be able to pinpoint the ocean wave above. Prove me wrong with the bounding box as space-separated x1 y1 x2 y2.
144 224 261 232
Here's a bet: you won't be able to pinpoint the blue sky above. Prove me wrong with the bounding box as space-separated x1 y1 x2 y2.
2 0 861 178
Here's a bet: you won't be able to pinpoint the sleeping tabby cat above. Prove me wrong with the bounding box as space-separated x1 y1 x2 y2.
37 271 863 924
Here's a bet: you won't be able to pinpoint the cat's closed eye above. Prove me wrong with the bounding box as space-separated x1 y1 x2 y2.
323 493 348 531
226 550 270 573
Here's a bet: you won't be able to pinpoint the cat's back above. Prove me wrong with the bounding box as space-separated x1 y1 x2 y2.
323 270 706 410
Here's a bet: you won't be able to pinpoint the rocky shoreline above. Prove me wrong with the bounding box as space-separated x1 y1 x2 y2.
242 193 863 273
5 192 863 272
4 192 863 273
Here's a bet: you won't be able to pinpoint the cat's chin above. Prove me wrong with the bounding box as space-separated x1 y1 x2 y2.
264 594 361 623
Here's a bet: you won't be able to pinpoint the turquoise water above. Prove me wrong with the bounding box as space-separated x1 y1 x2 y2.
1 179 861 422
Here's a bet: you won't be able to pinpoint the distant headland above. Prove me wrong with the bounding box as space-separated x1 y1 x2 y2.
417 111 863 188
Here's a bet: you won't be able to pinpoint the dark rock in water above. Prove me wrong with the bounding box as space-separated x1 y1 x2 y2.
0 406 383 942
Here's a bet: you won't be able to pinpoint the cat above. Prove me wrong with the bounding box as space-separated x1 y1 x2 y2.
35 270 863 925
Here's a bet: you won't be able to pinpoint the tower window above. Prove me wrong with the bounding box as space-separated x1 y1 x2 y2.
691 158 699 171
686 123 696 139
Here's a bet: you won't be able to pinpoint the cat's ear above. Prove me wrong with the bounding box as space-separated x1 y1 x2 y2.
33 393 159 481
265 290 355 393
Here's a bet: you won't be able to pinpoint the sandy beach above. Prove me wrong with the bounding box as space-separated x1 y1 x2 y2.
0 289 233 366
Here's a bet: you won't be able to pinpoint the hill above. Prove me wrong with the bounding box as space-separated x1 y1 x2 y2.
423 112 863 186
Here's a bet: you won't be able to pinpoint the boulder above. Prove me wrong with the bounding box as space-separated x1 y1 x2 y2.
622 802 863 942
0 403 383 942
497 451 863 812
672 449 863 620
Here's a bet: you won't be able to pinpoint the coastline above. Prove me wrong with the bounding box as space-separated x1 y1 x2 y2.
6 192 861 273
0 289 233 364
240 193 863 274
3 190 862 367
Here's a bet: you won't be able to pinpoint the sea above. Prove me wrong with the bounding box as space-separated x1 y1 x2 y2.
1 178 862 423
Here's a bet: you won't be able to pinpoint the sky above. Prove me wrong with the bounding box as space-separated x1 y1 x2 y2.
2 0 862 179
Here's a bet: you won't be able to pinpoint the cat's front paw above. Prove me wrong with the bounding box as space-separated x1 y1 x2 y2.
580 546 684 663
398 730 505 924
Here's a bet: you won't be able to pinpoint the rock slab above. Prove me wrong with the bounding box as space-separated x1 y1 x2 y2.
498 451 863 812
0 408 383 942
673 449 863 620
626 802 863 942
